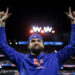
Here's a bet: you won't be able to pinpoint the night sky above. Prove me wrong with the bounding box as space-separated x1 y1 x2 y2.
0 0 75 44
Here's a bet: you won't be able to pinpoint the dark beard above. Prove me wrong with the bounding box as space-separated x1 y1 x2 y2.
30 47 43 54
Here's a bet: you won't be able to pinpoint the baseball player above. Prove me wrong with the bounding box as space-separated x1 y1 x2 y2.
0 7 75 75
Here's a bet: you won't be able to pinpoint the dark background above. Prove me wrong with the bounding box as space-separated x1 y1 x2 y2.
0 0 75 44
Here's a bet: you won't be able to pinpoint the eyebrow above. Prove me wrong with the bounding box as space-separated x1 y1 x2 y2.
31 40 35 42
31 39 41 42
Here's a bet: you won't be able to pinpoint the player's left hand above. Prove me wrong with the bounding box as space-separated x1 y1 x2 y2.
65 7 75 24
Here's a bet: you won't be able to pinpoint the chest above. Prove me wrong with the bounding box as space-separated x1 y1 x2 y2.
20 55 59 70
19 55 59 75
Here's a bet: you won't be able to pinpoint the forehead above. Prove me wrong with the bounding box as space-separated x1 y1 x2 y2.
31 38 41 41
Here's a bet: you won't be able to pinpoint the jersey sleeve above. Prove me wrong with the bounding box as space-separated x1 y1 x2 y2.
57 24 75 66
0 27 24 69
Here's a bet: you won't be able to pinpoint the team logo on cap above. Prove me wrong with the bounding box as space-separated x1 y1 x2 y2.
34 35 37 38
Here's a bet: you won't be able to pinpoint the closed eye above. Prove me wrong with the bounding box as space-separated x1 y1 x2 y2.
37 40 41 42
31 40 36 43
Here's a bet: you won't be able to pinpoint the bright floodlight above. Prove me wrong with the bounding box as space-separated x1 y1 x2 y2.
52 30 55 33
44 27 52 32
41 30 45 34
9 42 12 45
30 30 34 33
33 26 41 32
15 42 18 45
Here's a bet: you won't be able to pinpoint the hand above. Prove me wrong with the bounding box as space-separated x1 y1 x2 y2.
65 7 75 24
0 8 11 22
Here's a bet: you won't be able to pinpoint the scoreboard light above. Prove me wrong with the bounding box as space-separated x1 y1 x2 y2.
30 26 53 33
30 30 34 33
9 42 12 45
33 26 41 32
52 30 55 33
15 42 18 45
41 30 45 34
44 27 52 32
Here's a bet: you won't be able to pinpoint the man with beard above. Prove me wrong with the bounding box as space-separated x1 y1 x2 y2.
28 34 44 56
0 7 75 75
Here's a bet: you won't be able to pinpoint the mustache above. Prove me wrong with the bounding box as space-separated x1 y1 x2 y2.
34 44 40 47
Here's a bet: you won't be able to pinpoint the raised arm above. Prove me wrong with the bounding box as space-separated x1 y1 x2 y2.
0 8 24 68
0 8 11 43
57 7 75 66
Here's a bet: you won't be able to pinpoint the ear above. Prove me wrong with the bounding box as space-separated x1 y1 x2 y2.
28 43 30 49
28 44 30 49
42 42 44 48
43 44 44 48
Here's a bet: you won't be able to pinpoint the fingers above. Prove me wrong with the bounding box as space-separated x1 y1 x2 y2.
5 7 12 17
65 12 70 19
0 11 4 15
65 12 68 16
65 7 72 16
6 7 9 15
8 13 12 17
69 7 72 14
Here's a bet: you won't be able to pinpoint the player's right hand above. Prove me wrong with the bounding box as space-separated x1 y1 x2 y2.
0 7 11 22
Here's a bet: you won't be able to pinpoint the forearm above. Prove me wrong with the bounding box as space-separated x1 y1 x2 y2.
0 22 7 48
0 20 6 42
70 24 75 42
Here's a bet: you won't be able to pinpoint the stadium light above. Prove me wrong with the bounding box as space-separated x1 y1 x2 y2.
44 27 52 32
33 26 41 32
9 42 12 45
15 42 18 45
30 30 34 33
31 26 53 33
41 30 45 34
52 30 55 33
